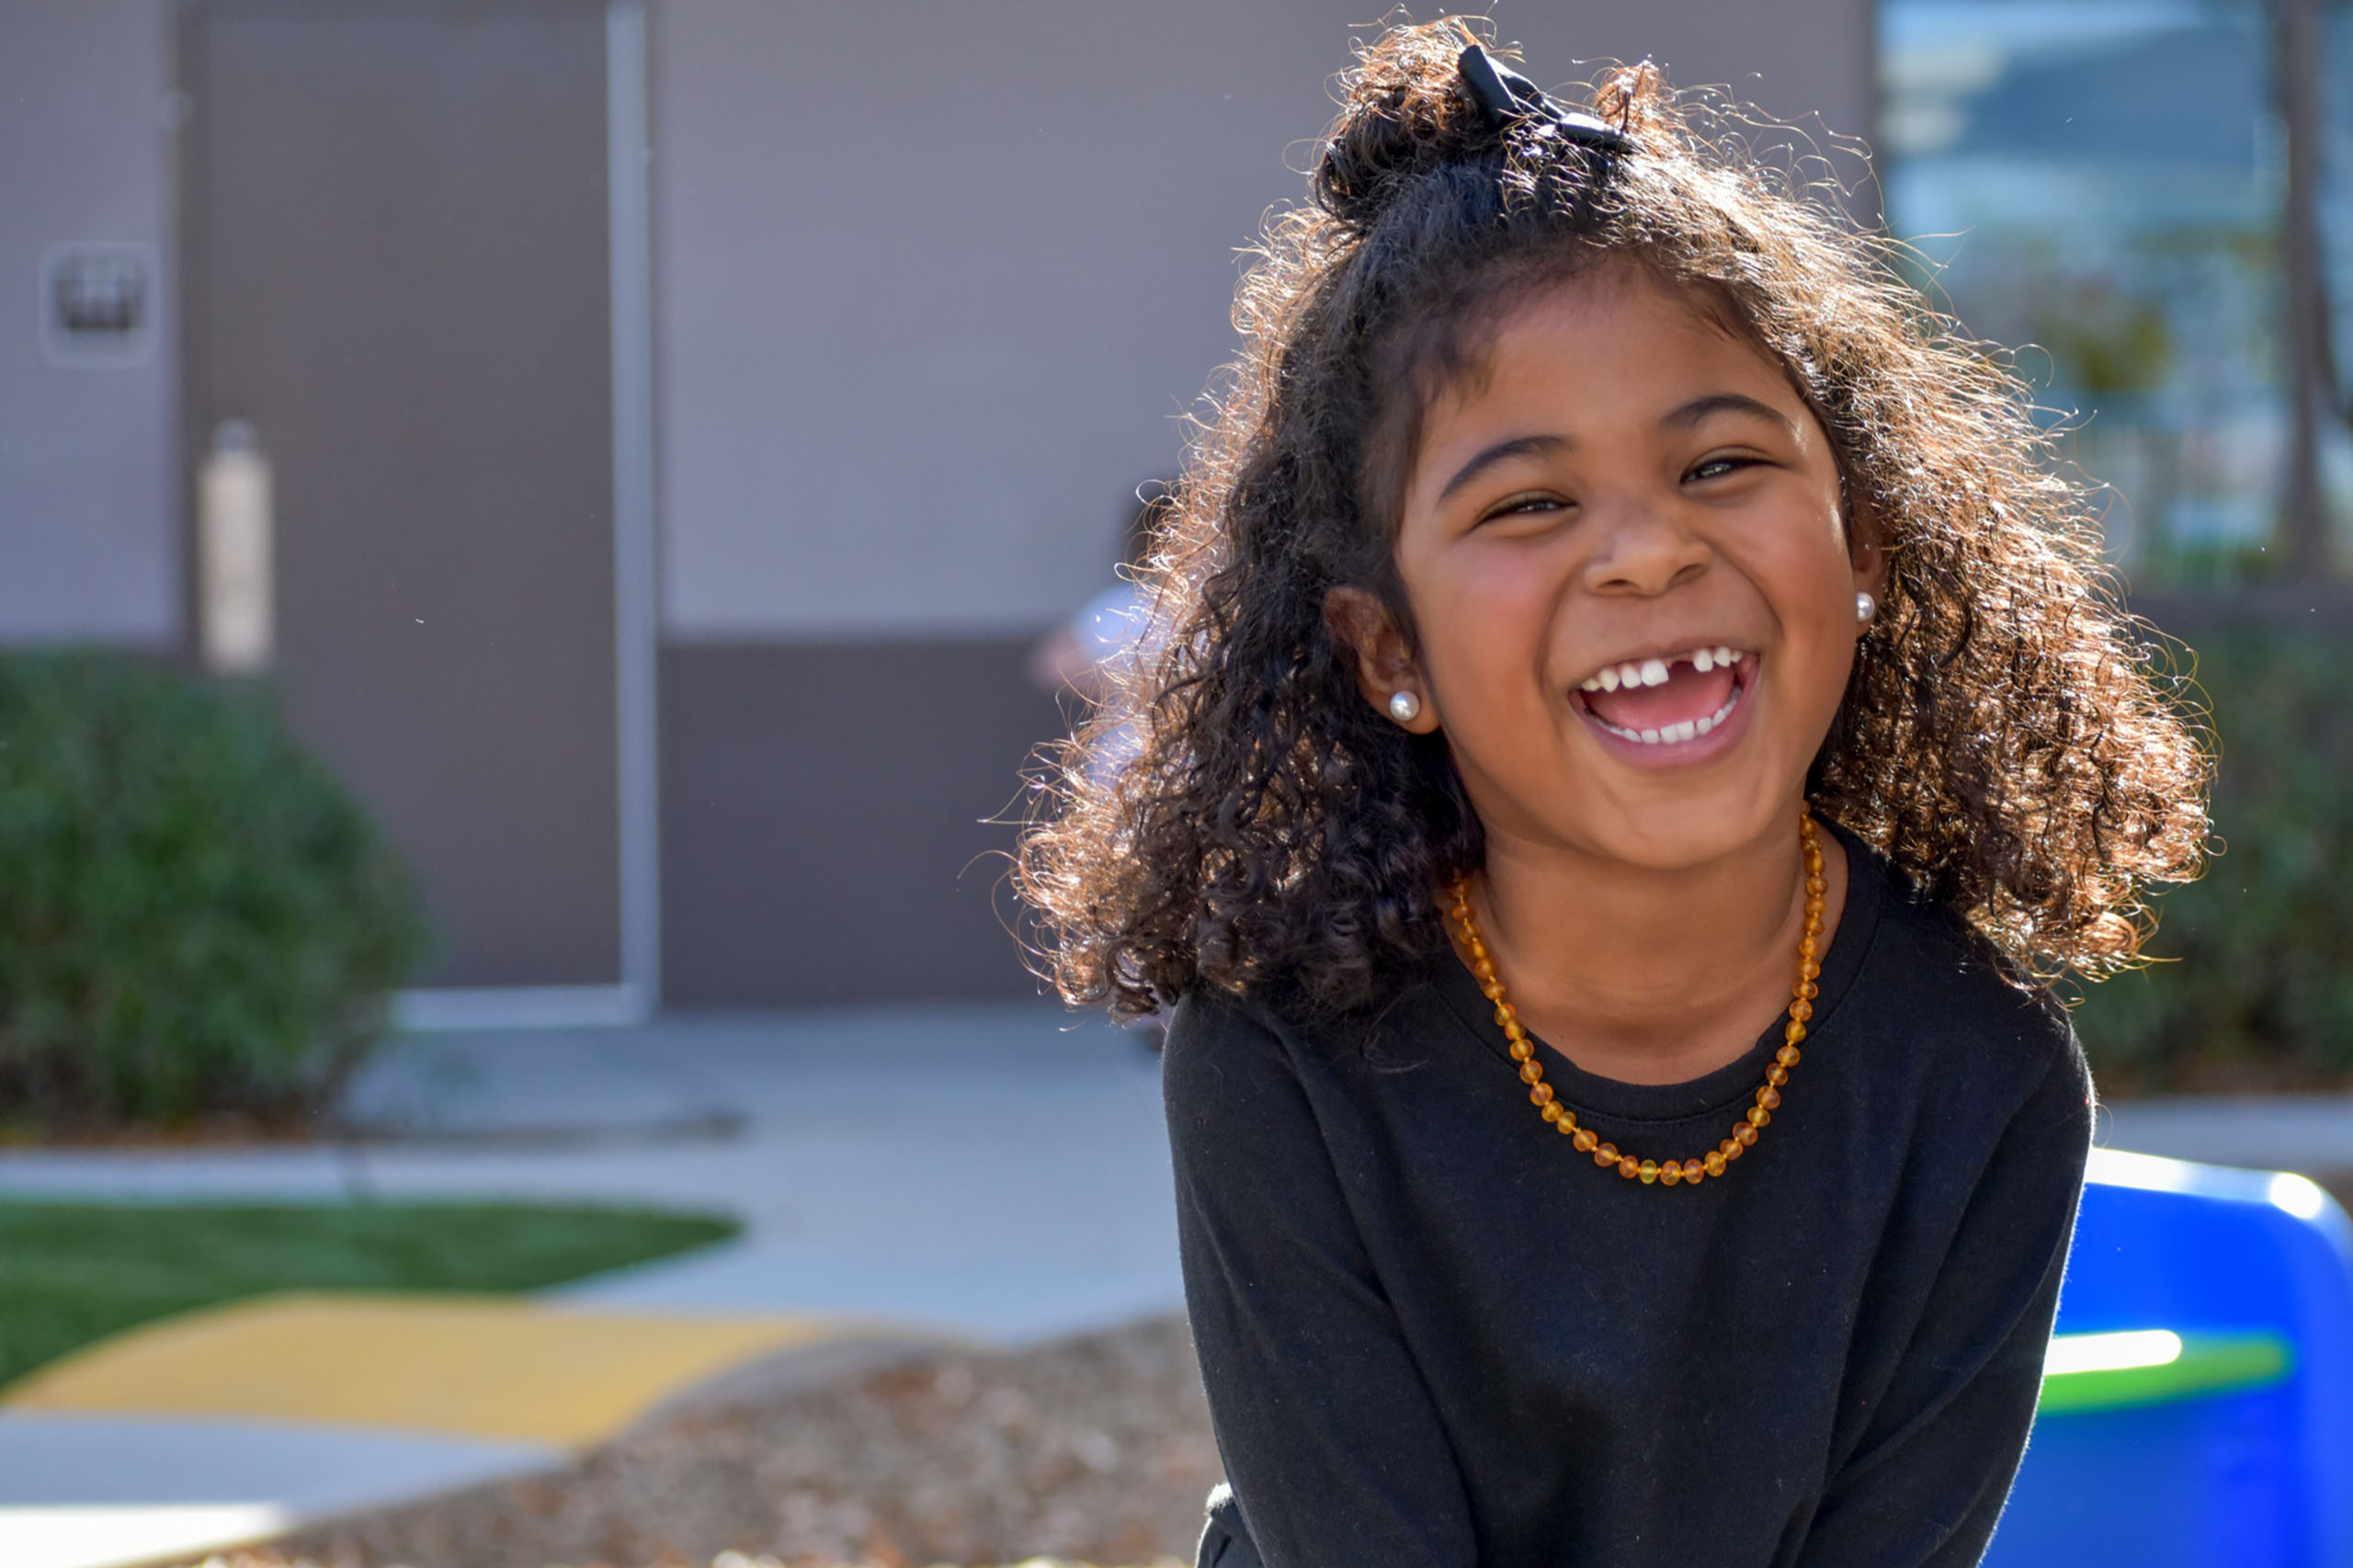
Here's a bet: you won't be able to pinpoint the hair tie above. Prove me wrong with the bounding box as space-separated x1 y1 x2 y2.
1457 43 1630 153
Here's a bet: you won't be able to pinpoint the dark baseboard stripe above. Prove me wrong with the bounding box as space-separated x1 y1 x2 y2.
659 636 1072 1006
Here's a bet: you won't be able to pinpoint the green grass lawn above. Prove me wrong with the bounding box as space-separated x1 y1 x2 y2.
0 1198 740 1390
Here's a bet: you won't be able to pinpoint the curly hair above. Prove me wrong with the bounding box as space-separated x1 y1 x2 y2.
1017 17 2211 1020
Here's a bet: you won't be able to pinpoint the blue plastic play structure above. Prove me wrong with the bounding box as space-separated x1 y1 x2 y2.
1985 1149 2353 1568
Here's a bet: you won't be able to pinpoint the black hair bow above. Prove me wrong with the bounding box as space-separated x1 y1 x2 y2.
1458 43 1630 153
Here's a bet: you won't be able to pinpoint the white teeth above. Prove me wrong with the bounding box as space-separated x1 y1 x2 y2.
1577 647 1750 699
1586 679 1746 747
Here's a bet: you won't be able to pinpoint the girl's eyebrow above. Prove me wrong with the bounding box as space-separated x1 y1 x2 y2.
1435 394 1798 505
1436 433 1570 503
1663 392 1800 435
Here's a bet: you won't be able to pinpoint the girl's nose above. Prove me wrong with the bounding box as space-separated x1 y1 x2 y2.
1579 501 1712 597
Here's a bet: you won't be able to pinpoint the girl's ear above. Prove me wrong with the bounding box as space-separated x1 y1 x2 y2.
1845 483 1891 636
1325 586 1439 733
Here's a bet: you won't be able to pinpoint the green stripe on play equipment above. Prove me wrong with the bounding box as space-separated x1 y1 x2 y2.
2038 1332 2292 1415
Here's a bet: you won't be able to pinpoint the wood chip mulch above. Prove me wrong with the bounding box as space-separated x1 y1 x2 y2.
221 1312 1222 1568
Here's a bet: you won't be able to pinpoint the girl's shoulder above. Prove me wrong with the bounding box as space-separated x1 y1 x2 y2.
1159 977 1408 1165
1849 831 2071 1027
1162 978 1326 1101
1835 829 2089 1132
1161 965 1457 1115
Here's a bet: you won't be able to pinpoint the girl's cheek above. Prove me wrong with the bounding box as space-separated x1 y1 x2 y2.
1452 539 1567 626
1442 586 1558 694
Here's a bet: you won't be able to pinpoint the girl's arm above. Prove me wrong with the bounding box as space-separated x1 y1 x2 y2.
1791 1035 2094 1566
1165 989 1479 1568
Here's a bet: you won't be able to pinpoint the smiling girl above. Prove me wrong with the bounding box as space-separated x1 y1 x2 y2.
1019 18 2208 1568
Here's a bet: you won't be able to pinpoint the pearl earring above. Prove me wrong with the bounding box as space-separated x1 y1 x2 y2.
1856 591 1877 625
1388 690 1421 723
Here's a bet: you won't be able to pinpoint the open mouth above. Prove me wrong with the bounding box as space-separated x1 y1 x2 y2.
1574 644 1752 746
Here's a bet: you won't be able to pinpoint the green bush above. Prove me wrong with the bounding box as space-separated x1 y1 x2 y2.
0 653 426 1130
2073 618 2353 1092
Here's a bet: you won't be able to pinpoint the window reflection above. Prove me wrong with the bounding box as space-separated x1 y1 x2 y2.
1881 0 2289 585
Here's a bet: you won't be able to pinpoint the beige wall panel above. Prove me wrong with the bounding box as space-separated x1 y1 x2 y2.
652 0 1874 640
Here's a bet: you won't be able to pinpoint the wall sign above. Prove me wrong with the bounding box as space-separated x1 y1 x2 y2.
40 243 159 368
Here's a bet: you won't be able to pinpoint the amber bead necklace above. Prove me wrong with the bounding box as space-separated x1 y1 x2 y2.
1446 803 1824 1187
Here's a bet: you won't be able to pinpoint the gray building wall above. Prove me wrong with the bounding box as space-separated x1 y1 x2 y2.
0 0 1874 1004
0 0 177 644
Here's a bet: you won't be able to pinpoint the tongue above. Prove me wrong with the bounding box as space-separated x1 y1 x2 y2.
1586 661 1737 731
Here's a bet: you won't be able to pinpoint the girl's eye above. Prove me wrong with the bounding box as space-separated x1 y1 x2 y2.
1687 455 1761 483
1477 492 1567 525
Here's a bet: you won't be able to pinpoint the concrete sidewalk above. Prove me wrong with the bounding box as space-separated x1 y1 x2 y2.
0 1003 1182 1336
2100 1095 2353 1177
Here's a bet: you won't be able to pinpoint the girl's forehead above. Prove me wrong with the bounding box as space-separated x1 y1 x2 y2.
1417 267 1804 442
1476 268 1769 387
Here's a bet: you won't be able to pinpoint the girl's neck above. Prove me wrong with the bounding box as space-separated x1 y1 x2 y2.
1461 810 1850 1086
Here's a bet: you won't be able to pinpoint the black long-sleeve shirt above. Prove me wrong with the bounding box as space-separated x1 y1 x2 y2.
1164 828 2092 1568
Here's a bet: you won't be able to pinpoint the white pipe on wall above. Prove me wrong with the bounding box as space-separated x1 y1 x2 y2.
196 418 272 676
